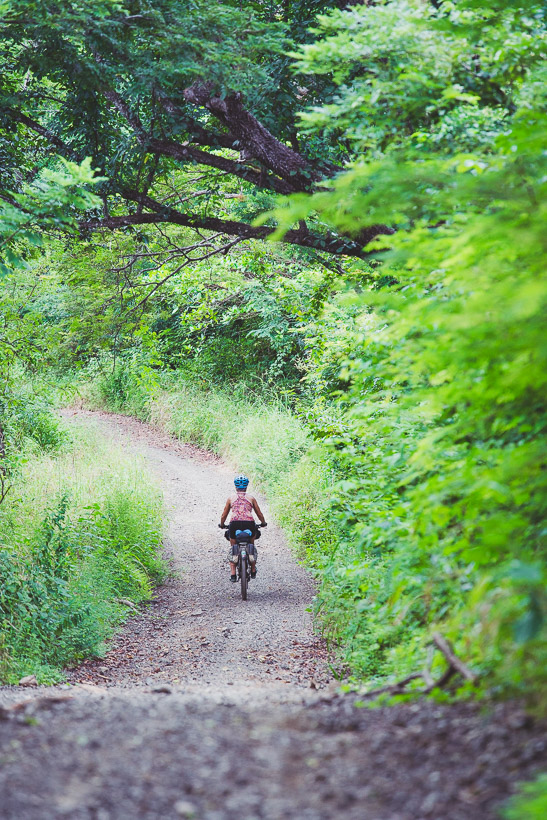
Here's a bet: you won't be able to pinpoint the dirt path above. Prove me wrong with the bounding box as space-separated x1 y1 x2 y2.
62 409 331 696
0 410 544 820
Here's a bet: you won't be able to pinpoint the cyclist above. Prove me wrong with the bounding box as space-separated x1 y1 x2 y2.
220 474 266 583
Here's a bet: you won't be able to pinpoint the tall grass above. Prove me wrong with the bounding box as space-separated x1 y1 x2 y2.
83 365 340 568
86 363 547 698
149 385 340 563
0 421 164 683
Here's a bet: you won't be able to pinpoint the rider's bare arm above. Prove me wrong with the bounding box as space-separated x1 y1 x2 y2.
220 498 232 526
252 497 266 525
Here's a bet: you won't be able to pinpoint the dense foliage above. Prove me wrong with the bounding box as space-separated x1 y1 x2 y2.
0 0 545 708
268 0 546 692
0 0 369 257
0 414 164 682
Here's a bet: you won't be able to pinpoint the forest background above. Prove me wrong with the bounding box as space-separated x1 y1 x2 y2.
0 0 545 744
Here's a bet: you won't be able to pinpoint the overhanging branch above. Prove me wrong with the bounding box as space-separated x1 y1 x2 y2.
155 89 236 151
8 92 392 260
80 197 374 259
103 87 293 194
183 82 340 189
12 112 80 160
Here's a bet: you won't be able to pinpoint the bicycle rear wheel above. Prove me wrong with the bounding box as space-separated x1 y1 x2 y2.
240 555 248 600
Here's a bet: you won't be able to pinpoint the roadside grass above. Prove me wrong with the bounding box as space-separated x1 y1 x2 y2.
85 370 338 562
80 364 547 702
0 420 165 684
501 773 547 820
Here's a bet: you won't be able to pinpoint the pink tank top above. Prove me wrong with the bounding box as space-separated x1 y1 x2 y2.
230 491 254 522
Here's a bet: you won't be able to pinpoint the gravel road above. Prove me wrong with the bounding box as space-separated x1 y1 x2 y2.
0 410 544 820
61 409 332 694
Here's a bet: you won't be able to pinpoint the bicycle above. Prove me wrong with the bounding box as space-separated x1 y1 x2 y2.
219 523 265 600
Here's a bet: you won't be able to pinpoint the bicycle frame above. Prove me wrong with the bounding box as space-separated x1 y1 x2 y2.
219 522 264 600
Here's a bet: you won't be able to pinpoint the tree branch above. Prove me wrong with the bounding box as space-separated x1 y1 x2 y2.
80 194 370 258
350 633 478 702
155 90 236 150
12 112 80 160
183 82 339 189
147 137 293 194
358 673 424 699
10 95 390 258
432 633 478 683
103 87 293 194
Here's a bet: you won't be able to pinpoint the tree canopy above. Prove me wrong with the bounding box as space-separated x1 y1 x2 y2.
1 0 377 258
0 0 546 702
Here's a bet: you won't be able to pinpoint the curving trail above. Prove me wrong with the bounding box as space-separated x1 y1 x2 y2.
0 410 544 820
62 409 331 696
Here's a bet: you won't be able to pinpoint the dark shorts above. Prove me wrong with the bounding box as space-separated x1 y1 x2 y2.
227 520 260 539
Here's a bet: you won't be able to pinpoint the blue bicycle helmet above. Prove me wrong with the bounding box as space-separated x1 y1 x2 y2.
234 474 249 490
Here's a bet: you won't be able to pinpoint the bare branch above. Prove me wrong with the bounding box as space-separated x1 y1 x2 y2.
350 633 478 702
118 236 244 315
432 633 478 683
359 673 424 700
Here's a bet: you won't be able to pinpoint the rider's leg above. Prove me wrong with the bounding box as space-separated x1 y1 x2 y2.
229 537 237 580
249 536 257 577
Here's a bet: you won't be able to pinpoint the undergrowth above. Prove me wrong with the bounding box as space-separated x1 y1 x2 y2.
0 420 164 683
501 773 547 820
82 367 337 567
81 362 546 704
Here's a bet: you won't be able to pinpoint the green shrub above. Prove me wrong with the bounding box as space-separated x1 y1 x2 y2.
1 369 69 469
95 359 155 417
0 424 164 682
502 774 547 820
92 366 339 563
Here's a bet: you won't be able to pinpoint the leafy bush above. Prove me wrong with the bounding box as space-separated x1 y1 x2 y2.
93 351 161 418
12 395 69 453
1 368 69 459
263 0 547 695
502 774 547 820
0 424 164 682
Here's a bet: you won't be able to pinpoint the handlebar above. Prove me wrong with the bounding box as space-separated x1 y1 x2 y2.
218 522 267 528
